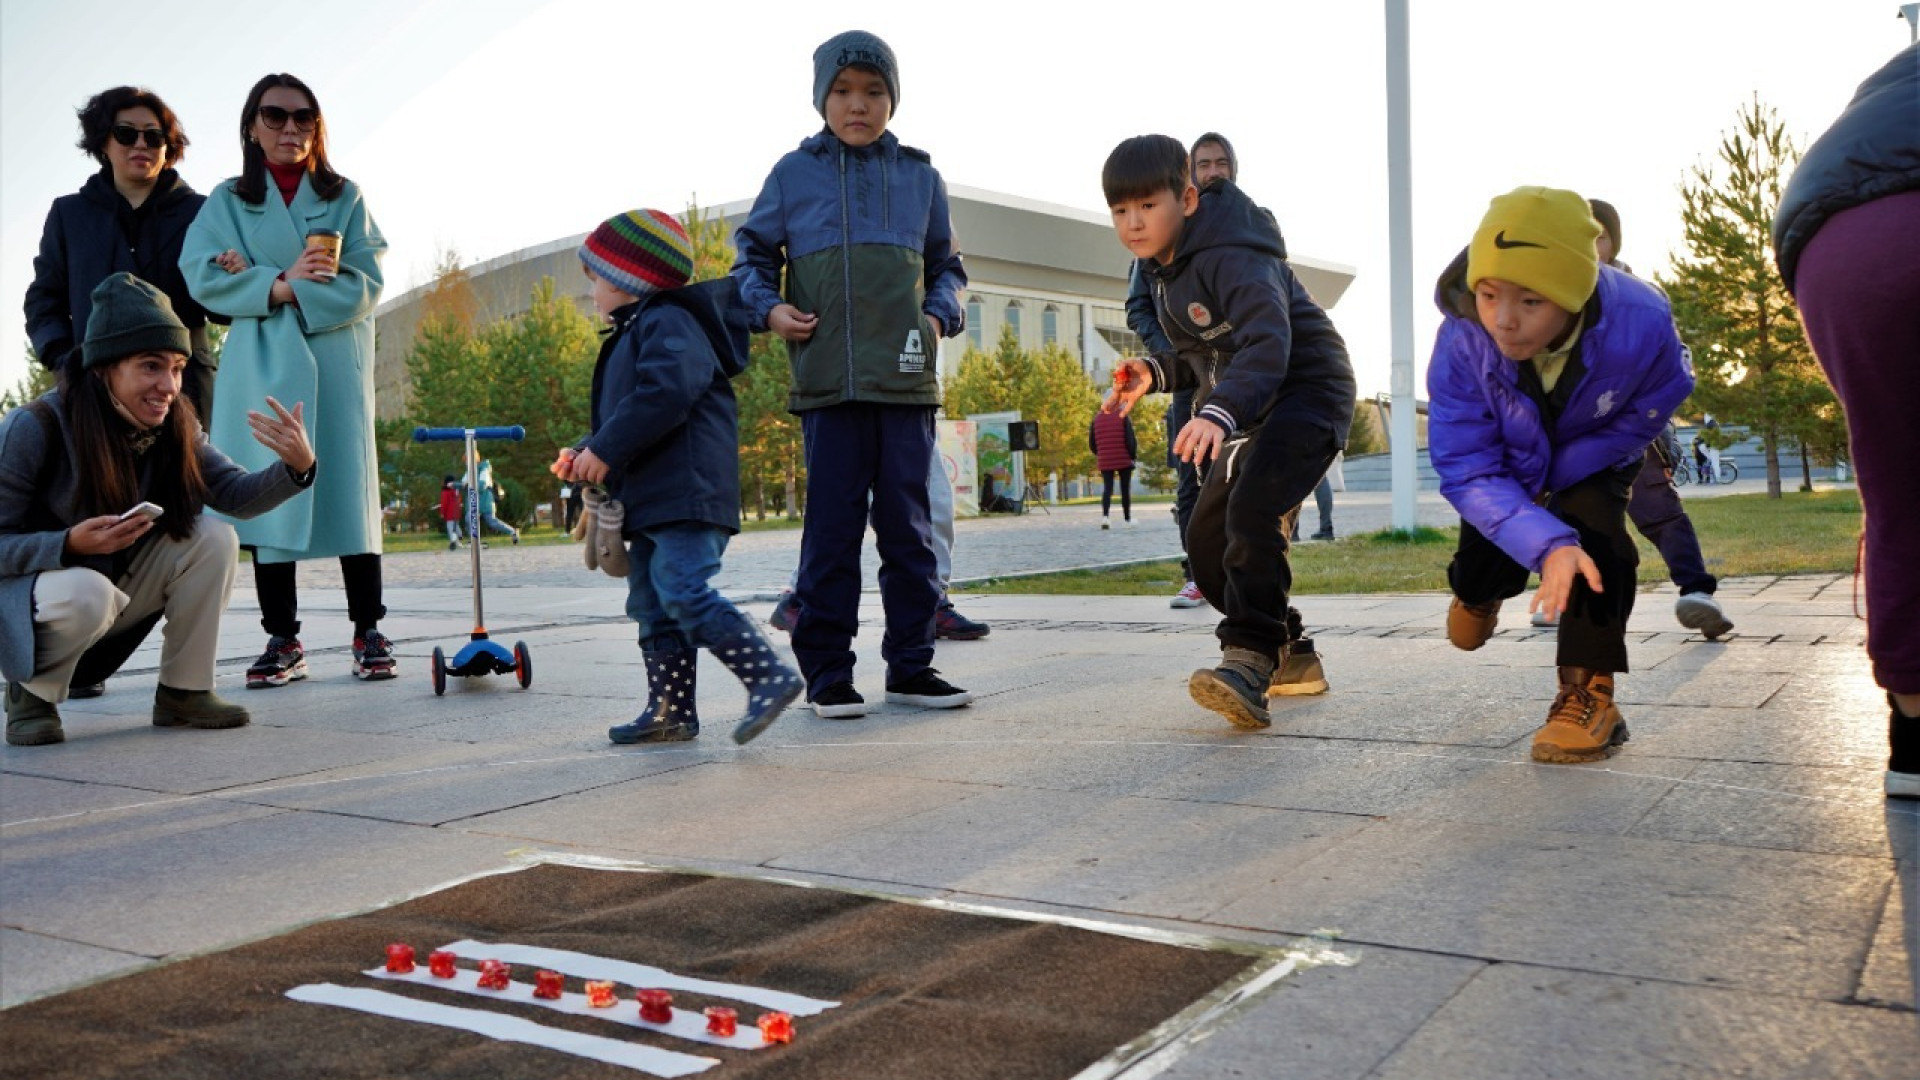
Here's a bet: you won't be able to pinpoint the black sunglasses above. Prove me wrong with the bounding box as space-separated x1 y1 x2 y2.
110 124 166 150
256 105 319 132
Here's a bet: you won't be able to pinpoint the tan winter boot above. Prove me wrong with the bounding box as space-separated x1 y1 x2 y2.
1531 668 1629 763
1447 597 1501 651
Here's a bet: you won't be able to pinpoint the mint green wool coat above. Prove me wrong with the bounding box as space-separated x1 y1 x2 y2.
181 174 386 563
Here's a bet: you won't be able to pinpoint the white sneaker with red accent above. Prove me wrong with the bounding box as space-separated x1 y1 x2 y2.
1170 581 1205 609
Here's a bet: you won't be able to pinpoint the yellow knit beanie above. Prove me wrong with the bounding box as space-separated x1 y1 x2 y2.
1467 187 1601 314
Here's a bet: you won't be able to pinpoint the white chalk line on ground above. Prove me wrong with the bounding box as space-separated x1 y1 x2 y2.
7 736 1910 830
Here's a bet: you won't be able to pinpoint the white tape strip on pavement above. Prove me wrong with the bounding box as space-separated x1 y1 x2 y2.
439 940 840 1016
366 967 773 1050
286 984 718 1077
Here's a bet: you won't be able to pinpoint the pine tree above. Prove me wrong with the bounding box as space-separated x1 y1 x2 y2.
1657 95 1836 498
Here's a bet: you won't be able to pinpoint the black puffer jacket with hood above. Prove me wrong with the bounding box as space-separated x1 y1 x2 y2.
1138 180 1354 443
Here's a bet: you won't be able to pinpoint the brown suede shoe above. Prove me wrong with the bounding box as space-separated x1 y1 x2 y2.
1531 669 1629 763
1447 597 1501 651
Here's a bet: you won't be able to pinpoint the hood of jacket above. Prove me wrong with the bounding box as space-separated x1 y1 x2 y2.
79 167 198 215
1158 180 1286 278
608 278 750 379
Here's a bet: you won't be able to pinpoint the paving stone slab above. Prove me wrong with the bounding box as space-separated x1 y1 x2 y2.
1154 946 1485 1080
456 761 989 863
0 929 151 1008
3 801 516 959
0 773 176 825
1367 962 1919 1080
1207 817 1889 997
1626 759 1891 857
1624 703 1888 769
0 725 451 796
213 740 704 825
1859 803 1920 1010
770 785 1370 922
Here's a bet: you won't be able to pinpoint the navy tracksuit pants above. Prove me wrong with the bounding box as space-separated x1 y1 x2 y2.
791 403 941 698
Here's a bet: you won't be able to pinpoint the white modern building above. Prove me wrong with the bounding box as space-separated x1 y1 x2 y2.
372 185 1357 419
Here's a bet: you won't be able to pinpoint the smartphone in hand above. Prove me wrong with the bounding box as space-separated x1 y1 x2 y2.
118 501 164 523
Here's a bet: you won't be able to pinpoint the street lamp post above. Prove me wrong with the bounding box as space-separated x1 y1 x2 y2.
1903 4 1920 44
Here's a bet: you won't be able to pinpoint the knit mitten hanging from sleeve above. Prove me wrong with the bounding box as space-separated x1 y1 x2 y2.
594 493 631 578
578 488 603 572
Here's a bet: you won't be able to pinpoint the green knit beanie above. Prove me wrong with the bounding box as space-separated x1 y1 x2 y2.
83 272 190 368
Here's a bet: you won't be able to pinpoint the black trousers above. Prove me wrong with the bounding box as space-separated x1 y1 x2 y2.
1447 466 1639 672
255 553 387 638
1188 419 1340 657
1100 468 1134 519
1169 390 1200 578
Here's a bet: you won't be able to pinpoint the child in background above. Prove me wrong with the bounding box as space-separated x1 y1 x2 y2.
1089 408 1137 528
438 476 462 550
1430 187 1693 763
555 209 801 746
731 30 971 718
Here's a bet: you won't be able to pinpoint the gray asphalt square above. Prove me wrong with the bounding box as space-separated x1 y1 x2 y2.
0 929 151 1008
1626 759 1891 856
0 724 441 795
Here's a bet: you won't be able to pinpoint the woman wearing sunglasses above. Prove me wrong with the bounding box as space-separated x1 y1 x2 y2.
181 73 396 690
26 86 218 419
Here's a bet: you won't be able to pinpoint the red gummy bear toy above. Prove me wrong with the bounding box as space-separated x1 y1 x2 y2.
533 969 564 1000
704 1007 737 1037
384 943 415 974
477 959 511 990
585 981 617 1008
636 988 673 1024
757 1011 794 1044
428 950 457 978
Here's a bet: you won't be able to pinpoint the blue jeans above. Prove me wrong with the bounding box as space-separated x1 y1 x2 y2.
624 523 740 652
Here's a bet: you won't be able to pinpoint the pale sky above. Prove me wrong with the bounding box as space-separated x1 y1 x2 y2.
1 0 1909 400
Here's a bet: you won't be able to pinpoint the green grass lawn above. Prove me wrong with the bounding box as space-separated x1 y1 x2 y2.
962 489 1863 596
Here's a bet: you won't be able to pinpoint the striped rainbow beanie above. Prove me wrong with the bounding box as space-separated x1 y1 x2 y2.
579 209 692 298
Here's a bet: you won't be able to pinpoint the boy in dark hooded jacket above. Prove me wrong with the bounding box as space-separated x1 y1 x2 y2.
1429 187 1693 764
1104 135 1355 730
553 209 801 747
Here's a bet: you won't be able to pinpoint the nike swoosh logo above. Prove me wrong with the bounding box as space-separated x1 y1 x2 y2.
1493 231 1546 250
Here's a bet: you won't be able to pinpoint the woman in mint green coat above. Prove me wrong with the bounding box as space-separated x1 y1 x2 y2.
181 73 396 689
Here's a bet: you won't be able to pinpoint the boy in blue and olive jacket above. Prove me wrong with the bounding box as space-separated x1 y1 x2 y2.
731 30 971 719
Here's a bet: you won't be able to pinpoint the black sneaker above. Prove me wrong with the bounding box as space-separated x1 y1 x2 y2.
811 681 867 719
934 604 990 641
246 636 308 689
68 681 106 699
884 669 972 709
352 630 398 681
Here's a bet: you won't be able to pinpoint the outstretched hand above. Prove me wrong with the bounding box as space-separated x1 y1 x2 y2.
1104 357 1152 416
247 396 315 472
1532 544 1603 622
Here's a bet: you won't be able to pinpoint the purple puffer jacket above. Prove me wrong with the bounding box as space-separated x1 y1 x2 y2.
1426 255 1694 572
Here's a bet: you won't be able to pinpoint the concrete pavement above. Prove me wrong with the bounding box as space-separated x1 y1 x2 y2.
2 501 1913 1079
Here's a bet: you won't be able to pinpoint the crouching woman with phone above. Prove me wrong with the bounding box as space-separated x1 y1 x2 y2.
0 273 316 745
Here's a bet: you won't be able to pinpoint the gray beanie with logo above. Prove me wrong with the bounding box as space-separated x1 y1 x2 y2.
813 30 898 117
83 272 190 368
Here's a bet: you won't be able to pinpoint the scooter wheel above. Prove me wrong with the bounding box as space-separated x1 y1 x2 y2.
514 641 532 689
431 646 447 697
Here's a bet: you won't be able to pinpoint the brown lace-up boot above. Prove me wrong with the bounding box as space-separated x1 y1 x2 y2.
1446 597 1501 651
1531 667 1629 763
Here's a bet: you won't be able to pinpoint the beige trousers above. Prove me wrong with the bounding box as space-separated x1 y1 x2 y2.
27 516 239 702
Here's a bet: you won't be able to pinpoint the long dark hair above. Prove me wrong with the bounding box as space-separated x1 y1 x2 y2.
233 73 345 205
77 85 189 169
58 352 209 542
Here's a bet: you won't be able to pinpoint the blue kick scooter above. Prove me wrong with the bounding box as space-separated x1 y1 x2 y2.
413 425 531 695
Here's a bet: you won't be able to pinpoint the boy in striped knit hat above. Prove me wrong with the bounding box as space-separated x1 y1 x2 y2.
553 209 802 746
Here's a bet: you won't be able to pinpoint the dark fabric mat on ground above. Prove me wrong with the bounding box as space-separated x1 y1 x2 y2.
1 864 1260 1079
